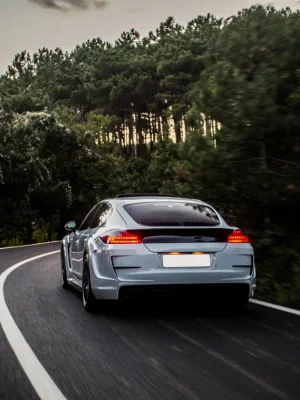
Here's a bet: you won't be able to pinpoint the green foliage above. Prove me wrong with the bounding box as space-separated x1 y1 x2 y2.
1 5 300 307
32 224 49 243
50 232 58 241
0 237 24 248
255 239 300 308
147 138 181 193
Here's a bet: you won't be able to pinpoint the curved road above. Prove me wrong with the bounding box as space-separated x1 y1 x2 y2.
0 243 300 400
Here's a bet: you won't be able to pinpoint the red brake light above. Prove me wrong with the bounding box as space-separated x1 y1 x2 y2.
228 230 249 243
100 231 142 244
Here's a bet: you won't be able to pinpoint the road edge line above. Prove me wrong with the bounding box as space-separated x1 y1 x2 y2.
0 241 60 251
0 250 67 400
249 299 300 316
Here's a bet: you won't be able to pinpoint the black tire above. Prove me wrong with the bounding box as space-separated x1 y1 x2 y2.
82 256 97 313
61 252 69 290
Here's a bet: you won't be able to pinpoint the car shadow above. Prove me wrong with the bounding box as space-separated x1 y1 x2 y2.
94 298 253 320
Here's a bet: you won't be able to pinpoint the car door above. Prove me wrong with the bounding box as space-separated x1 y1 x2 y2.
73 202 112 279
70 205 98 278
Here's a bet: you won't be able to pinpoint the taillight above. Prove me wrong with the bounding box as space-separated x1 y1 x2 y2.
228 230 249 243
100 230 142 244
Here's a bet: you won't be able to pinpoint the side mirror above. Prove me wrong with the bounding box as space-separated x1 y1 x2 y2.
65 221 77 232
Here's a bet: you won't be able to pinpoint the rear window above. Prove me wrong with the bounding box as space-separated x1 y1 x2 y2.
123 202 220 227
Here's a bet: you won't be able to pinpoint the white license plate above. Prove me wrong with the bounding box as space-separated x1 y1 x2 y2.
162 254 211 268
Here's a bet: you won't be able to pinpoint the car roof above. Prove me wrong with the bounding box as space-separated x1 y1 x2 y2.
104 195 209 207
116 193 178 198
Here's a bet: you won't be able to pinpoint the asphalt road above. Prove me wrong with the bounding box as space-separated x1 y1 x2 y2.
1 243 300 400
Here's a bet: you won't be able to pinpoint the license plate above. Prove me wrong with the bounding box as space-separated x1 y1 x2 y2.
162 254 211 268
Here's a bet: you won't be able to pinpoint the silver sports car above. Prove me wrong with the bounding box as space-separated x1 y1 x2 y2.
61 194 256 312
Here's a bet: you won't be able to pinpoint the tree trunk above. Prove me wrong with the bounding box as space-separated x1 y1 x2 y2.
173 115 181 143
148 113 154 153
162 114 169 140
128 113 134 158
183 116 188 141
117 126 124 155
157 115 162 136
136 112 143 157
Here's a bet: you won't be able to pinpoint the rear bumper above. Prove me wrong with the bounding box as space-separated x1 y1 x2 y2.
91 275 256 300
89 243 256 300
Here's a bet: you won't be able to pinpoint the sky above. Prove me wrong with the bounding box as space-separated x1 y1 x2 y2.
0 0 297 74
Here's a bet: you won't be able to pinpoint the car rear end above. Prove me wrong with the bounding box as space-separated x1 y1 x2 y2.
93 197 256 306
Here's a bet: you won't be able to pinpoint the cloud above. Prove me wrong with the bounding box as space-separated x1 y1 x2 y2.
29 0 109 12
94 1 109 9
29 0 63 10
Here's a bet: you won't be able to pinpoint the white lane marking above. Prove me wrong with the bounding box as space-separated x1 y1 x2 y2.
250 299 300 316
0 241 60 251
0 250 67 400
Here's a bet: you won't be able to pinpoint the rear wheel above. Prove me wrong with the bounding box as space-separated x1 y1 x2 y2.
82 256 97 313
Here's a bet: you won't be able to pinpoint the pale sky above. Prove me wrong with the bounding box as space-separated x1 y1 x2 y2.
0 0 296 74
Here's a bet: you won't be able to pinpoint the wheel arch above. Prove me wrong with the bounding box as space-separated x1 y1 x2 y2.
61 240 67 264
61 238 72 272
82 240 96 279
82 249 88 275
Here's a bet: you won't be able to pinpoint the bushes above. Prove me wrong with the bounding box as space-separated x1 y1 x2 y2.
0 237 24 248
255 238 300 308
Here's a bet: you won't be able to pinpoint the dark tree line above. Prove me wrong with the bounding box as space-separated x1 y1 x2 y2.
0 5 300 306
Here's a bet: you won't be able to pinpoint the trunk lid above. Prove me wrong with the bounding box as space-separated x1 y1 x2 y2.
127 228 233 253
